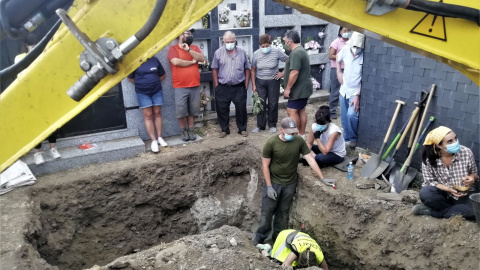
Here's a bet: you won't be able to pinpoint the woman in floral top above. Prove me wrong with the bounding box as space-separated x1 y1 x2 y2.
412 126 478 220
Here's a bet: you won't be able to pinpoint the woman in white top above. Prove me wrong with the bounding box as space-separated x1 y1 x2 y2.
306 105 346 167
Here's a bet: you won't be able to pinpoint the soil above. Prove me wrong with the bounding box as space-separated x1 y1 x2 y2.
0 100 478 270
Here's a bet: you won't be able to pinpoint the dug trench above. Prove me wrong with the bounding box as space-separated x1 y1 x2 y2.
4 140 479 270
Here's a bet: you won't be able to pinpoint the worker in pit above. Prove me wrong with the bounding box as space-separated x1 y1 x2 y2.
257 229 329 269
413 126 478 219
252 117 334 245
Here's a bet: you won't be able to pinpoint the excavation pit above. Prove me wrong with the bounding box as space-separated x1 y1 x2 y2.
1 140 479 270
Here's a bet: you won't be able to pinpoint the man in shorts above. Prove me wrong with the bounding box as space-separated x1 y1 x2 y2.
282 30 313 139
168 29 205 141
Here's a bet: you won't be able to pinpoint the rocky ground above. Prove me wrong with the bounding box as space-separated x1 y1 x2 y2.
1 100 478 270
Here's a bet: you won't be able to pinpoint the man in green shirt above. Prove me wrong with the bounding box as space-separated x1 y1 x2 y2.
282 30 313 138
253 117 331 245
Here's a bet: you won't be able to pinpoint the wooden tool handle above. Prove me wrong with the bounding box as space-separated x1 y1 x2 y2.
395 107 420 150
408 113 419 148
404 84 436 167
384 100 405 143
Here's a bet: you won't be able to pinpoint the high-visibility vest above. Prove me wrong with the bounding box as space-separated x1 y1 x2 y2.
271 229 324 267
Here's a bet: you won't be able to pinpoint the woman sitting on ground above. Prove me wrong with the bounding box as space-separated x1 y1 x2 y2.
306 105 346 167
413 126 478 219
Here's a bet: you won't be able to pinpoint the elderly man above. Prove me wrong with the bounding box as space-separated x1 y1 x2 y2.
168 29 205 141
336 31 365 149
282 30 313 139
253 117 333 245
211 31 251 138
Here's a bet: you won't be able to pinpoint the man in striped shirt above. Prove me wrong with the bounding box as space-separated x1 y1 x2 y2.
211 31 251 138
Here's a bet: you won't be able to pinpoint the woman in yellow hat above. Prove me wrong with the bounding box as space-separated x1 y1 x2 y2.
412 126 478 220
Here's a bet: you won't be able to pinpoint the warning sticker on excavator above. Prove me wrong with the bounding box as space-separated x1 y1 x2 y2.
410 14 447 41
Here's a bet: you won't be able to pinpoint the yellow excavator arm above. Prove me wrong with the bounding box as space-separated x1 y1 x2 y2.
0 0 478 172
276 0 479 85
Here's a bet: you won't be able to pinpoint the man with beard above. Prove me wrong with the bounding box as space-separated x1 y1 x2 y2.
168 29 205 141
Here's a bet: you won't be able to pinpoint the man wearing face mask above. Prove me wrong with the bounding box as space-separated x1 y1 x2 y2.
211 31 251 138
168 29 205 141
253 117 331 246
412 126 478 220
336 31 365 149
282 30 313 139
305 105 346 167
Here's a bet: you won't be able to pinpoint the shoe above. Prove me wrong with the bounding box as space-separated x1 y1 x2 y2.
269 127 277 133
187 128 196 141
50 148 61 159
157 137 168 147
412 204 432 216
240 131 248 137
151 141 159 153
346 141 357 149
252 127 261 133
34 152 45 165
181 128 190 141
219 132 228 138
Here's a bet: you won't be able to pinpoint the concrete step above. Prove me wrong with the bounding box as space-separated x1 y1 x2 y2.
22 136 145 176
40 128 139 149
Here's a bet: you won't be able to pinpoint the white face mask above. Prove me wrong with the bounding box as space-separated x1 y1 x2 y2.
225 42 235 51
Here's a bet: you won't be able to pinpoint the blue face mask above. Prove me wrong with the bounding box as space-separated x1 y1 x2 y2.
261 47 271 54
284 134 294 141
341 32 352 39
446 141 460 154
315 124 327 132
225 42 235 51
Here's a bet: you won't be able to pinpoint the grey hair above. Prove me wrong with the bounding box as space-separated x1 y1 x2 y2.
223 31 236 40
284 30 300 43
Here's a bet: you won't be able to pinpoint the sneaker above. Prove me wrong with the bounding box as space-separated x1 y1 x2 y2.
412 204 432 216
50 148 61 159
252 127 261 133
240 131 248 137
151 141 159 153
181 128 190 141
187 128 196 141
219 132 228 138
34 152 45 165
269 127 277 133
157 137 168 147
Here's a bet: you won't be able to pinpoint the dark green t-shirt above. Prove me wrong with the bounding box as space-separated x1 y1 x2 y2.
262 135 311 185
283 46 313 100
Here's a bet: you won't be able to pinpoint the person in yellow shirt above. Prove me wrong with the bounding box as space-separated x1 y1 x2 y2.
258 229 329 269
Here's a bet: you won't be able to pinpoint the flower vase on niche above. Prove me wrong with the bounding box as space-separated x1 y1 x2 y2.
234 10 251 28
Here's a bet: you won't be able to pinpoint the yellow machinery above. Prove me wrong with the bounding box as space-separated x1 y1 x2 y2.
0 0 479 172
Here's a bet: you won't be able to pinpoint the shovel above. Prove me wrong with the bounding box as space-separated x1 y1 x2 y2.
393 116 435 192
393 84 436 193
368 105 420 180
361 100 405 178
383 90 429 176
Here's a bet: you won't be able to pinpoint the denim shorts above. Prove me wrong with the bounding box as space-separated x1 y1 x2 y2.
287 98 308 110
136 90 163 109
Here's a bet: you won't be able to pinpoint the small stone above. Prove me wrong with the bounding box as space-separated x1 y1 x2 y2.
229 237 237 246
360 260 366 265
196 267 207 270
376 193 402 201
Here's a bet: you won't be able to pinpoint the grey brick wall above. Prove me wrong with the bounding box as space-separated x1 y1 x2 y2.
358 37 480 170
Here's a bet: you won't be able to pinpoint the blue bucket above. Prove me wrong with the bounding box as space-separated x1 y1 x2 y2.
469 193 480 229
